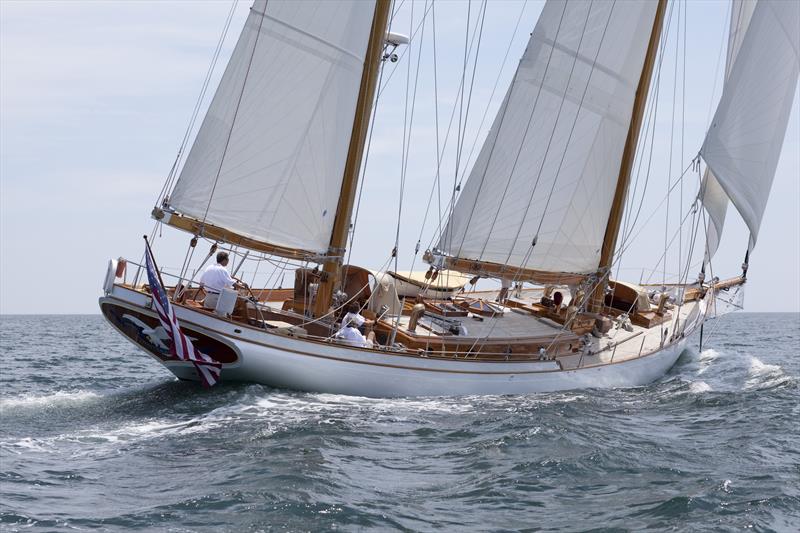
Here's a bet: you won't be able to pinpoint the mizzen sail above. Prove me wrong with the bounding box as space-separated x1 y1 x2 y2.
701 0 799 251
165 0 377 257
435 0 659 277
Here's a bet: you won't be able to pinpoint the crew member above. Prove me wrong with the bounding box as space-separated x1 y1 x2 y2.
496 278 512 304
341 301 373 333
335 302 375 348
200 251 245 309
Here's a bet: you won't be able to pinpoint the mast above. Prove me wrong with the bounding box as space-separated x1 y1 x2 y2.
589 0 667 313
312 0 392 318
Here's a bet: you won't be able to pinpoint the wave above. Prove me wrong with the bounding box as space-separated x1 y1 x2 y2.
688 381 712 394
670 346 795 394
0 390 101 410
744 357 793 391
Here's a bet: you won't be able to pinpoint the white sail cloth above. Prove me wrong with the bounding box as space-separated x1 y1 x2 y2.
436 0 659 274
168 0 376 254
702 0 800 251
700 0 757 262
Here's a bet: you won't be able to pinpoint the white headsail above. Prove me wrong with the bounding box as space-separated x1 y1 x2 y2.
700 0 757 263
435 0 659 276
702 0 799 251
166 0 377 255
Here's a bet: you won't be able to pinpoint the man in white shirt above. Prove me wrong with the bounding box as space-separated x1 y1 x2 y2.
335 302 374 348
200 251 244 309
341 302 373 331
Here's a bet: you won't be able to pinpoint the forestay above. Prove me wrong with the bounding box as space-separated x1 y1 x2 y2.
436 0 658 275
167 0 376 255
702 0 800 251
700 0 757 263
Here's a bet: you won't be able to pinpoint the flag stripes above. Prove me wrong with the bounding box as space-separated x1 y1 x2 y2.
145 245 222 387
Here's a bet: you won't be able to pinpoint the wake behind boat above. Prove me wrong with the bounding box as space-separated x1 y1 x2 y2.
100 0 797 397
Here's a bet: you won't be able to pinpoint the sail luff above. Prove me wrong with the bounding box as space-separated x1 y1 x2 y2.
312 0 392 317
589 0 667 313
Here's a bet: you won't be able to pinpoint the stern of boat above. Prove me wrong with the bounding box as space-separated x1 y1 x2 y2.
99 259 241 383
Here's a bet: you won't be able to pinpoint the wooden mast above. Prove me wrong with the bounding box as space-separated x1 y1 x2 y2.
589 0 668 313
312 0 392 318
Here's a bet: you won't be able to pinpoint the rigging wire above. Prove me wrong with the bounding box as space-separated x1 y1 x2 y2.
413 0 529 265
474 0 573 263
199 4 267 225
461 1 606 354
444 0 475 259
157 0 238 207
378 1 435 98
679 0 687 287
455 0 529 186
345 54 389 269
528 1 615 253
448 0 570 262
411 0 488 274
422 2 501 252
614 1 678 265
664 0 682 288
393 0 422 272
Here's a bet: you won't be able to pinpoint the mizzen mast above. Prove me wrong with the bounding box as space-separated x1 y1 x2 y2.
312 0 392 318
589 0 668 313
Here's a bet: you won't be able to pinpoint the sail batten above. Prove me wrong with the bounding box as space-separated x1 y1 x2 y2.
435 0 660 276
166 0 377 257
701 0 800 251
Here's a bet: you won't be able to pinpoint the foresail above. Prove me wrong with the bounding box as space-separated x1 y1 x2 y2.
701 0 799 251
166 0 376 256
699 173 728 263
435 0 659 276
700 0 757 263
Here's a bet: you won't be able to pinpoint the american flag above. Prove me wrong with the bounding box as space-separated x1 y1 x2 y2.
145 245 222 387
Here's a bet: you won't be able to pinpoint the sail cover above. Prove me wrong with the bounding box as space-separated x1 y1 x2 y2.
435 0 658 275
701 0 757 262
167 0 376 255
702 0 800 250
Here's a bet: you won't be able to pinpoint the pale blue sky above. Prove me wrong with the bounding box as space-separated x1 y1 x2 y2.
1 0 798 314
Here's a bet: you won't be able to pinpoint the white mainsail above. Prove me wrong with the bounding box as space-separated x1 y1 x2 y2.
702 0 799 251
435 0 659 275
700 0 757 263
167 0 376 255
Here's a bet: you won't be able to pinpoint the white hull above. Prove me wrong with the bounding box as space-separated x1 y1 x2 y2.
100 284 693 397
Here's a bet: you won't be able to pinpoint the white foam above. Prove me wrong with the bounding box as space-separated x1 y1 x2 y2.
747 357 781 377
0 390 100 410
745 357 791 390
696 349 720 375
689 381 712 393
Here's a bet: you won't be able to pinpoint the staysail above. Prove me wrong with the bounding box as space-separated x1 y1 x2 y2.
164 0 377 258
434 0 659 279
701 0 800 251
700 0 757 262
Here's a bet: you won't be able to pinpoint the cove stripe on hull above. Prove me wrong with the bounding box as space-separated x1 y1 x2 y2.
99 284 689 397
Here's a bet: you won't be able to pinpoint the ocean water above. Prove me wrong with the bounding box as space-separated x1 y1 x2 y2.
0 313 798 532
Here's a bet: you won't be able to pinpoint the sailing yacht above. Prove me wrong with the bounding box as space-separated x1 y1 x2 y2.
99 0 798 397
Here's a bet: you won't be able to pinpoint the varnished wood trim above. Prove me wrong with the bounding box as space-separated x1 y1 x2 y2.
161 211 323 261
441 256 587 286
